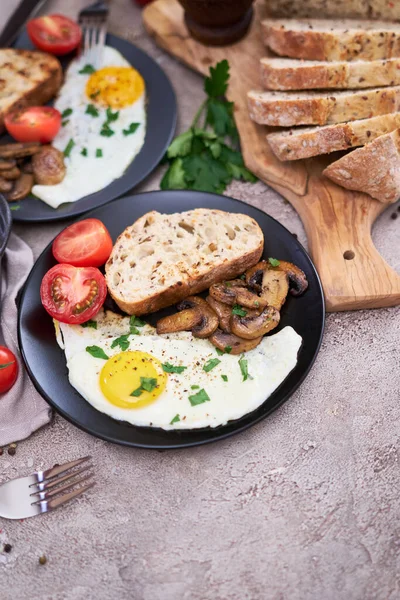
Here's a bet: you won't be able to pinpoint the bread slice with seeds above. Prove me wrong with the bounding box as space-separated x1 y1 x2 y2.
323 129 400 203
105 209 264 315
260 57 400 91
266 112 400 161
261 19 400 62
264 0 400 21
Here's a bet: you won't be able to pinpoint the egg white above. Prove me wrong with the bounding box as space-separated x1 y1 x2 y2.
32 46 146 208
55 310 302 430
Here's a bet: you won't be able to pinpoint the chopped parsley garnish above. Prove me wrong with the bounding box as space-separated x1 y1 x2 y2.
239 274 246 280
63 138 75 157
170 414 180 424
225 281 232 287
123 122 140 136
81 148 88 157
61 108 73 118
162 363 187 374
106 107 119 122
90 90 100 99
100 123 115 137
86 103 99 117
61 119 69 127
79 64 96 74
96 148 103 158
224 346 232 354
221 374 228 382
191 385 200 390
215 348 224 356
111 334 130 352
203 358 221 373
131 377 158 397
188 388 210 406
238 356 249 381
232 305 247 317
81 320 97 329
86 345 109 360
9 204 20 211
130 315 146 328
268 257 280 267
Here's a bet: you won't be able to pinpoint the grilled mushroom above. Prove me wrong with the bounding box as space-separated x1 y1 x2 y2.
259 270 289 310
245 260 268 292
209 329 263 355
277 261 308 296
0 177 13 193
206 296 232 333
1 167 21 180
0 142 41 159
209 280 261 309
156 308 203 335
5 173 34 201
231 306 280 340
0 159 17 171
32 146 66 185
176 296 218 338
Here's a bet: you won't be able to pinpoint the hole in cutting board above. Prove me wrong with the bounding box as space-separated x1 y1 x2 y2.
343 250 355 260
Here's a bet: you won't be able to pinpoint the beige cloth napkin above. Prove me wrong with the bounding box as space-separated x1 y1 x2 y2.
0 233 52 446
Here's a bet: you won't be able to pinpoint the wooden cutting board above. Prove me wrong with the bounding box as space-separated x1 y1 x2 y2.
143 0 400 312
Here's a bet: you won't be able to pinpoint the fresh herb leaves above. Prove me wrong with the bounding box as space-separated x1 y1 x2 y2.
232 305 247 317
238 356 249 381
269 257 280 267
162 363 187 374
224 346 232 354
106 107 119 122
9 204 20 211
86 104 99 117
221 374 228 382
191 385 200 390
203 358 221 372
79 64 96 74
61 120 69 127
63 138 75 157
81 320 97 329
100 124 115 137
96 148 103 158
86 345 109 360
100 108 119 137
161 59 256 194
215 348 224 356
131 377 158 397
61 108 73 118
111 334 130 352
123 122 140 136
170 414 180 424
130 315 146 328
81 148 88 157
188 388 210 406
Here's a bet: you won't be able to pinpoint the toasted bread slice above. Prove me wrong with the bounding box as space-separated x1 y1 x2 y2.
265 0 400 21
0 49 62 133
105 209 264 315
323 129 400 203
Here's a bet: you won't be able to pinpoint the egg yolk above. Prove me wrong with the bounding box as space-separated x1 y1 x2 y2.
86 66 145 109
100 351 167 409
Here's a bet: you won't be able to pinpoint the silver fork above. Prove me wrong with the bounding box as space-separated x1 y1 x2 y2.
78 1 109 66
0 456 94 520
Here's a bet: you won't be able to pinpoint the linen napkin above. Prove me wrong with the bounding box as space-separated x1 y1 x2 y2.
0 232 52 447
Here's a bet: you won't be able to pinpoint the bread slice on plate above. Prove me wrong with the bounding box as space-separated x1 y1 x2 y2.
266 112 400 161
260 57 400 91
248 87 400 127
264 0 400 21
0 48 62 133
261 19 400 62
105 209 264 315
323 129 400 203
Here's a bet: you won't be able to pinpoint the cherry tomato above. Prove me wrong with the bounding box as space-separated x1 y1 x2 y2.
5 107 61 143
0 346 18 394
27 14 82 55
52 219 113 268
40 264 107 325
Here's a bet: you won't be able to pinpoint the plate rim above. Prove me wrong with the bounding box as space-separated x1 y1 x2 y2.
18 190 326 449
8 32 177 223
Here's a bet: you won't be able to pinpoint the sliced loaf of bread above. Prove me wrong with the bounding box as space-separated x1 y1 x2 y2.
323 129 400 203
265 0 400 21
248 86 400 127
260 57 400 91
262 19 400 62
266 112 400 161
105 209 264 315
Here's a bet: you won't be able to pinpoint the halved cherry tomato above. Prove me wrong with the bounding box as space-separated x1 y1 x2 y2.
40 264 107 325
27 14 82 55
5 107 61 143
52 219 113 268
0 346 18 394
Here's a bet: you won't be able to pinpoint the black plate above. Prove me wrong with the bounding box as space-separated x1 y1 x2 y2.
7 31 177 223
18 191 325 449
0 194 12 260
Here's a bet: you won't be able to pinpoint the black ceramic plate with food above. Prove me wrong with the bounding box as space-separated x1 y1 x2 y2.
18 191 325 449
7 31 177 223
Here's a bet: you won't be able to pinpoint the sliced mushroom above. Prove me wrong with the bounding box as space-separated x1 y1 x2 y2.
0 159 16 171
206 295 232 333
156 308 203 335
21 160 34 174
259 270 289 310
5 173 34 202
235 287 265 310
209 329 263 355
245 260 268 292
277 261 308 296
32 146 66 185
1 167 21 180
0 177 13 193
231 306 280 340
176 295 219 338
0 142 41 159
209 280 260 309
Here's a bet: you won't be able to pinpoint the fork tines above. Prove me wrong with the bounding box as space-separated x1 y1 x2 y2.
78 1 109 63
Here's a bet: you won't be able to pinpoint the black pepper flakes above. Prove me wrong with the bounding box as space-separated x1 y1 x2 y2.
3 544 12 553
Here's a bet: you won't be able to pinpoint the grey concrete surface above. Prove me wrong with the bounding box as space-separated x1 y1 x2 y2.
1 1 400 599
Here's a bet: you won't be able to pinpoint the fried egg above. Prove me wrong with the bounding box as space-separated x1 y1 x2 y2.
55 310 302 430
33 46 146 208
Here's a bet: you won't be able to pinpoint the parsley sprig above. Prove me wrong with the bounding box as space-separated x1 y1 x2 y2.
161 60 256 194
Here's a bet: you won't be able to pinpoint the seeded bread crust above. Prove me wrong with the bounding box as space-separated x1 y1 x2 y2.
266 112 400 161
0 49 62 133
265 0 400 22
323 129 400 202
260 57 400 91
248 86 400 127
105 209 264 316
261 19 400 62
